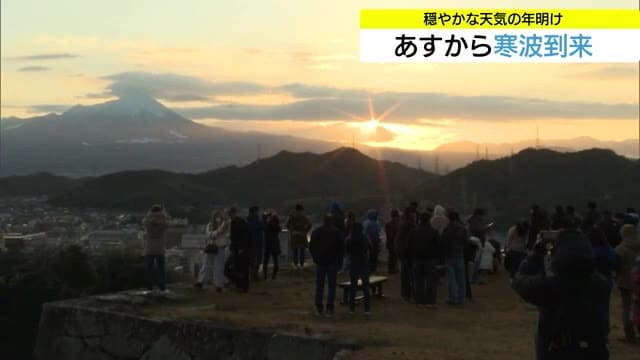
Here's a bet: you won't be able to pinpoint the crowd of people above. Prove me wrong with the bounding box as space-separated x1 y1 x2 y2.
141 200 640 359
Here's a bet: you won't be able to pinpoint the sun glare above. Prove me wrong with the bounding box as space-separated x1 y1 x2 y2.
362 118 380 133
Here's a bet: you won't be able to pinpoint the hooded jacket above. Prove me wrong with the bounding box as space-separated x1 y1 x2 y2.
513 229 609 360
614 224 640 289
143 211 168 256
430 205 449 235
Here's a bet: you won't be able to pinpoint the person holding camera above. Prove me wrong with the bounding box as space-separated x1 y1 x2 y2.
513 224 610 360
194 210 229 292
143 204 169 293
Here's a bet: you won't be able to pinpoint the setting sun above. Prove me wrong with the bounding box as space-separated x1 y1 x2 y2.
362 118 380 133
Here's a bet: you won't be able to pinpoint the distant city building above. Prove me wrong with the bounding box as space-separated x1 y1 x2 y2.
1 232 47 252
83 230 141 251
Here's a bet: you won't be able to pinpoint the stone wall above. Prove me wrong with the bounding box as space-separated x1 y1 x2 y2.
34 292 358 360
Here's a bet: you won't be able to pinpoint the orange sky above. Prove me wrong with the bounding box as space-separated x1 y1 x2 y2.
1 0 639 150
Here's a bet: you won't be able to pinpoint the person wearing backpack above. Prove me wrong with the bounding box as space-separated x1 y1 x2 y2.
513 225 610 360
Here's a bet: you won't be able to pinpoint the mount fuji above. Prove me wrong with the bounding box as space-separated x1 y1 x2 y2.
0 95 335 176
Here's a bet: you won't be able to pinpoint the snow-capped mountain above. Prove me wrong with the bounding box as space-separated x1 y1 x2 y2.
0 95 335 176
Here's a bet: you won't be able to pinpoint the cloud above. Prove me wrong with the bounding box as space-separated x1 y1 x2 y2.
173 92 638 122
276 83 367 99
100 72 266 102
87 71 638 122
18 66 51 72
27 104 71 113
566 64 639 80
6 53 80 61
290 52 354 71
591 65 638 79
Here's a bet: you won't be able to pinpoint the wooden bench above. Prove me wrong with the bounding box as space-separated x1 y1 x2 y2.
338 275 388 305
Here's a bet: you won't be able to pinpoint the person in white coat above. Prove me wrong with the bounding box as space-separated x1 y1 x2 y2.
194 210 230 292
479 240 496 273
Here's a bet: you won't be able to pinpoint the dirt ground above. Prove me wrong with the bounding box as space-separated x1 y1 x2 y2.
147 266 639 360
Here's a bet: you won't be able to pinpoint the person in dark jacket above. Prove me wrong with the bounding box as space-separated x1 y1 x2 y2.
309 215 344 317
339 211 358 274
589 226 615 337
330 202 346 235
247 206 264 282
467 208 487 243
600 211 622 248
345 222 371 314
551 205 568 231
409 212 441 307
263 213 281 280
513 227 610 360
582 201 601 234
385 209 401 274
229 207 251 292
442 210 469 305
529 204 551 249
396 208 417 302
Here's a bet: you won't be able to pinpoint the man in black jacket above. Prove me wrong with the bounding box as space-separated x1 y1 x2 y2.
408 212 441 307
396 208 417 302
229 207 251 292
309 214 345 317
513 227 610 360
